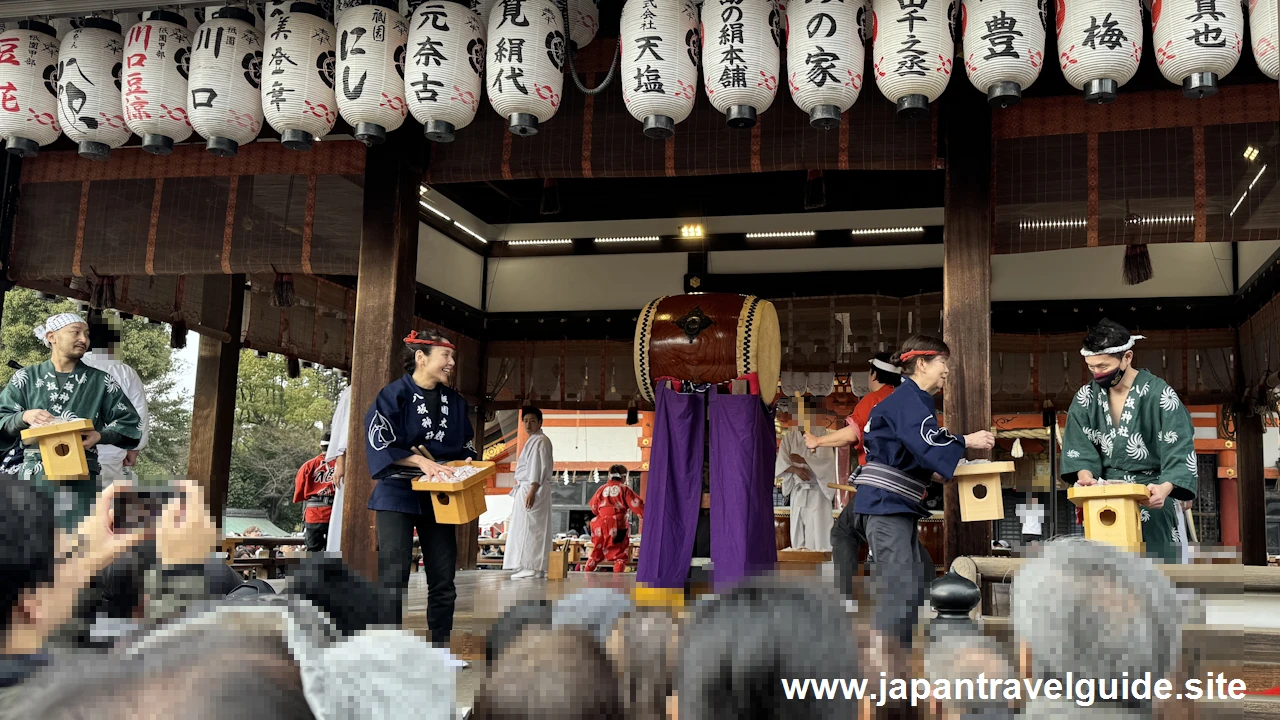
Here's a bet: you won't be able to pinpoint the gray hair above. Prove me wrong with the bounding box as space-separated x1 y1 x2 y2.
1011 538 1185 682
924 631 1016 713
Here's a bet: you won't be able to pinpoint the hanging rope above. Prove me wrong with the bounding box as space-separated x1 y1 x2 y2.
562 0 619 95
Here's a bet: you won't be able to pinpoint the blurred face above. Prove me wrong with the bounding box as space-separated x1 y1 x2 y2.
418 346 456 383
1085 350 1132 388
49 322 90 359
913 355 950 393
524 413 542 434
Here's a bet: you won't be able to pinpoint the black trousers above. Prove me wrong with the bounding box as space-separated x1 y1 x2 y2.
831 507 934 648
303 522 329 552
376 503 457 645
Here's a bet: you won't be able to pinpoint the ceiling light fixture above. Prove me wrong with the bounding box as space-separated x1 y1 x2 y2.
745 231 815 239
595 236 661 244
1244 146 1260 161
680 224 704 238
506 238 573 246
1230 165 1266 218
849 226 926 236
454 221 488 244
1125 214 1193 225
1018 218 1087 230
420 200 451 222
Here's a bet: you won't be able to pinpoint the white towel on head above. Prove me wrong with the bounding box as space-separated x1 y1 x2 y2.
33 312 86 347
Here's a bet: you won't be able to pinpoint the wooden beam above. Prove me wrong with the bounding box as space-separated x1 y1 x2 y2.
187 274 245 529
1237 409 1268 565
941 91 994 566
340 131 425 581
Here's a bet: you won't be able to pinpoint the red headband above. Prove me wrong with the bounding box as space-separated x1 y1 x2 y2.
404 333 455 350
899 350 940 362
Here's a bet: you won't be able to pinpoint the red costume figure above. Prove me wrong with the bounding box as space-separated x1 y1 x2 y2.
585 465 644 572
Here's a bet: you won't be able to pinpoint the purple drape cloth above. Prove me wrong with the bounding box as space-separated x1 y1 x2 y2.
709 392 779 590
636 385 706 589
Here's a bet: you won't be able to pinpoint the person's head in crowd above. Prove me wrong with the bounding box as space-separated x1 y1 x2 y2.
86 312 123 355
486 599 554 669
0 474 56 653
522 406 543 435
869 352 903 391
1013 539 1186 720
923 631 1017 720
402 328 456 386
674 580 859 720
607 609 680 720
474 626 623 720
553 587 635 646
287 554 398 637
10 627 316 720
891 335 951 395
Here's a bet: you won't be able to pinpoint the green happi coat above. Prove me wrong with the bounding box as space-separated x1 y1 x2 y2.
0 360 142 529
1060 368 1197 564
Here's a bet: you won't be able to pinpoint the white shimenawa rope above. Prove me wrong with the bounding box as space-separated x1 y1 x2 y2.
1080 335 1145 357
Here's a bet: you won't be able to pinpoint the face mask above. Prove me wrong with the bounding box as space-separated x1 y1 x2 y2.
1093 362 1127 388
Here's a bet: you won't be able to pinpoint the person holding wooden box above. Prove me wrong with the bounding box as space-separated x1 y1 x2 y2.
363 329 477 645
0 313 141 530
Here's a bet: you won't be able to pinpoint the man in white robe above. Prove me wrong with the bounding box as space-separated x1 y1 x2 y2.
777 427 836 551
325 386 351 554
505 406 554 579
81 315 148 483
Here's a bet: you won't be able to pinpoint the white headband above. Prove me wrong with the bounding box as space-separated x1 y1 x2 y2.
1080 335 1145 357
32 313 86 347
870 358 902 375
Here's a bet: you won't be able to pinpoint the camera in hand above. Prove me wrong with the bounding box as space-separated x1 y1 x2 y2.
113 487 180 530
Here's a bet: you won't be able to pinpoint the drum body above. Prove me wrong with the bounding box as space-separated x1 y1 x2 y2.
633 293 781 404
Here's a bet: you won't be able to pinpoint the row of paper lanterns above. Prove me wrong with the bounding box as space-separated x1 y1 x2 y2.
0 0 1273 157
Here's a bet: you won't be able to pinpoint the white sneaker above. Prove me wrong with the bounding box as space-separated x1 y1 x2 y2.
511 569 536 579
535 571 547 578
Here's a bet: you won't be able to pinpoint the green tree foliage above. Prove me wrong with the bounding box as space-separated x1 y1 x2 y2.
228 352 345 531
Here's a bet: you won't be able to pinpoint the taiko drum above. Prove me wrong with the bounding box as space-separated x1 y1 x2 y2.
633 294 781 404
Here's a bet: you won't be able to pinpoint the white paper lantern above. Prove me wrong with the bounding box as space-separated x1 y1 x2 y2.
872 0 953 116
406 0 485 142
486 0 566 136
570 0 600 48
189 8 264 156
1249 0 1278 79
961 0 1044 107
336 1 409 144
0 21 62 157
123 11 193 154
703 0 781 127
787 0 867 128
335 0 365 24
620 0 700 137
262 3 338 150
57 18 130 160
402 0 430 17
471 0 501 20
1152 0 1243 97
1055 0 1142 102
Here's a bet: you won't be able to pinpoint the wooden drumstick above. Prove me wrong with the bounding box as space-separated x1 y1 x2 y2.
796 392 814 452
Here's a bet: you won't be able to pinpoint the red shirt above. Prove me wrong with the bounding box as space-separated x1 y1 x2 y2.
294 454 337 523
846 384 896 467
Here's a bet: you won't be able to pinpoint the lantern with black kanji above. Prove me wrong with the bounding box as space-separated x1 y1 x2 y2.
189 7 264 157
787 0 867 128
871 0 953 117
263 3 338 150
336 0 409 145
123 11 194 155
0 21 62 157
406 0 485 142
1056 0 1142 103
961 0 1044 107
471 0 500 23
1249 0 1278 79
620 0 699 138
486 0 566 136
703 0 781 128
58 18 130 160
1152 0 1243 97
570 0 601 48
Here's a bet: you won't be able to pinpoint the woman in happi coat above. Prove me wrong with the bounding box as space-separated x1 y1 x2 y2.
1060 319 1197 564
364 328 477 645
841 335 994 647
0 313 141 529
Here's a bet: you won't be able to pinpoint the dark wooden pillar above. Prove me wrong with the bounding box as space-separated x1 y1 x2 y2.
941 92 994 566
1236 410 1267 565
340 132 425 581
187 274 245 528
